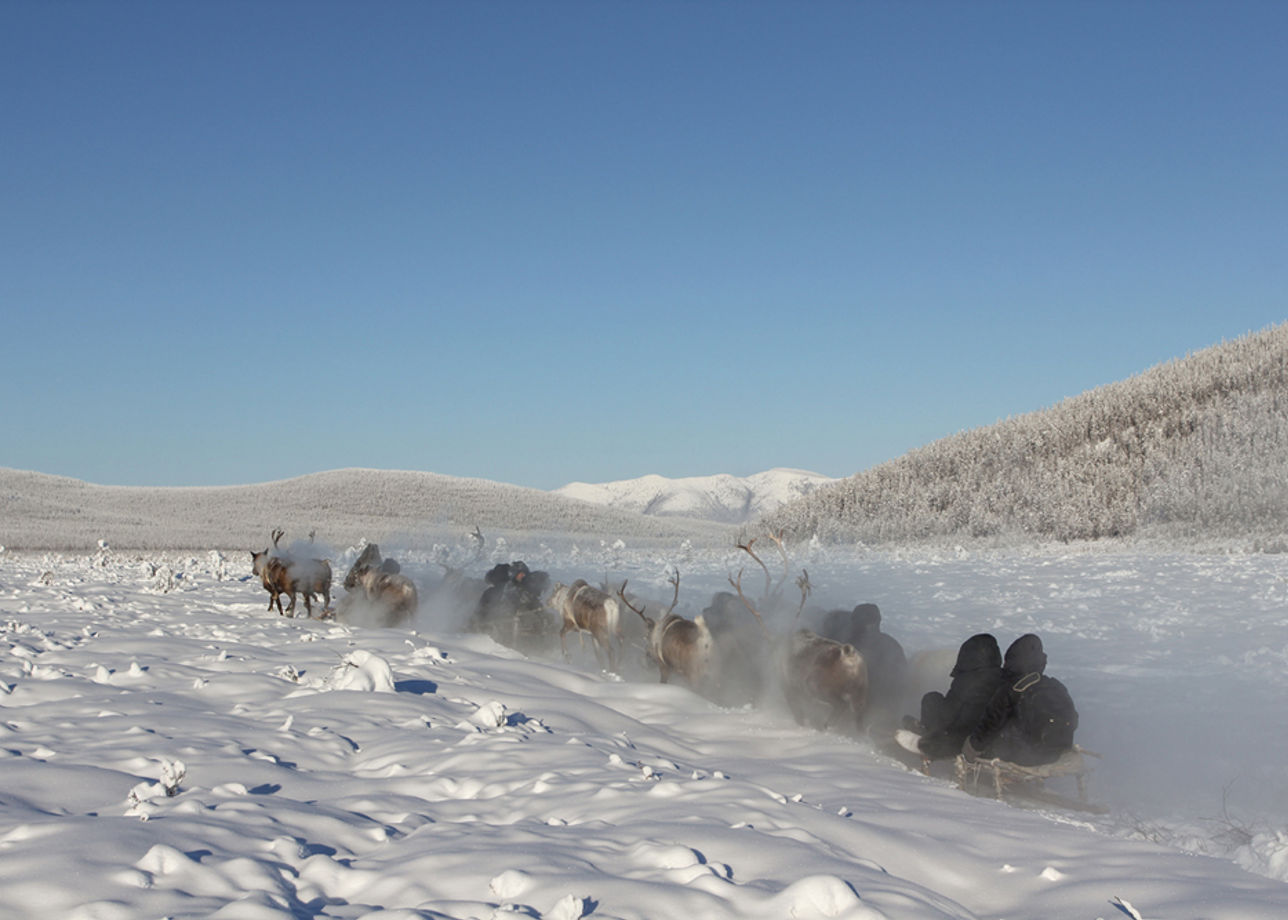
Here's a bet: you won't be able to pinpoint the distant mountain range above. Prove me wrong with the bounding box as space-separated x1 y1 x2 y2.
0 466 813 551
554 468 837 525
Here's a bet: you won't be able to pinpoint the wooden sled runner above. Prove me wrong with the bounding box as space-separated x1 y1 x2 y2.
954 745 1107 814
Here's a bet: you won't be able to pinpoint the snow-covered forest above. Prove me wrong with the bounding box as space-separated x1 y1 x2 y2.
766 322 1288 548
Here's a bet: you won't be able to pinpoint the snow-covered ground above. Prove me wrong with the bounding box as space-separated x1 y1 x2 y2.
1 541 1286 919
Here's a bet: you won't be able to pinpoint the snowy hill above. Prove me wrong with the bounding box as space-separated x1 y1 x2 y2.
554 468 837 525
0 466 827 552
767 322 1288 547
0 467 735 552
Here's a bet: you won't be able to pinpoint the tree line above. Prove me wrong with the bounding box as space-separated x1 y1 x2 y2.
764 323 1288 549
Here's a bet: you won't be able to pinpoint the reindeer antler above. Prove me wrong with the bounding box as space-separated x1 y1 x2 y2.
271 528 285 548
735 537 773 601
795 568 812 620
737 530 795 609
665 568 680 616
617 580 650 624
728 568 771 639
767 530 792 594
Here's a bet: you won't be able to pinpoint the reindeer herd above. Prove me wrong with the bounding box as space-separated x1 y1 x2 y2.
249 529 906 737
250 531 416 628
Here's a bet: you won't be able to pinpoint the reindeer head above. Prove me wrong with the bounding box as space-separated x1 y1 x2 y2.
343 564 368 591
546 582 569 610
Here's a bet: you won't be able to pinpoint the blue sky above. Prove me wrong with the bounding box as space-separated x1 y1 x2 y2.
3 1 1285 490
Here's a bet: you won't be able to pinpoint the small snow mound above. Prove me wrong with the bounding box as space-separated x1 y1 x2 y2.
1236 829 1288 881
626 841 701 869
141 561 177 593
544 894 591 920
411 644 451 663
126 758 187 813
490 869 534 899
325 650 396 693
135 843 194 875
768 875 874 919
460 700 507 729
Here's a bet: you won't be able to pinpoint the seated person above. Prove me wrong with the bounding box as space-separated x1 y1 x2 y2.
964 633 1078 766
912 633 1004 760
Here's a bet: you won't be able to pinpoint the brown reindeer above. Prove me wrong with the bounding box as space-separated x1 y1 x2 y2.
342 545 418 627
290 556 333 619
618 572 713 690
548 579 623 670
250 529 332 618
728 558 867 734
779 629 869 734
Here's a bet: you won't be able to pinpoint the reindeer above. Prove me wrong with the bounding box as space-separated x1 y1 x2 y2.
250 529 332 618
548 579 623 670
291 556 333 619
700 535 811 705
428 526 487 623
728 541 867 733
341 543 418 628
778 629 869 734
250 530 293 616
618 572 713 690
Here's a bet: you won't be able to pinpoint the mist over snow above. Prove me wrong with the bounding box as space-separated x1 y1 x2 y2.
554 468 837 525
1 535 1286 919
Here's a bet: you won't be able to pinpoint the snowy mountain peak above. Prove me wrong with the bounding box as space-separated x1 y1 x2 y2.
553 468 838 525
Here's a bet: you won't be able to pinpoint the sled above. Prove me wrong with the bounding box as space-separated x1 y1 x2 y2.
954 745 1107 814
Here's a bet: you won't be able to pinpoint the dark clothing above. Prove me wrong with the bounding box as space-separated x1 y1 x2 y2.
472 562 550 634
969 634 1078 766
862 631 909 708
819 603 881 648
917 633 1005 760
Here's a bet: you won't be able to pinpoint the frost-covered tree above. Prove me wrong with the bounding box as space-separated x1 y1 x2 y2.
765 323 1288 548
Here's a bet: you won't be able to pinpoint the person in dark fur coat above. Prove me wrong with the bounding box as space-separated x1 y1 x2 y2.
914 633 1005 760
965 633 1079 766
